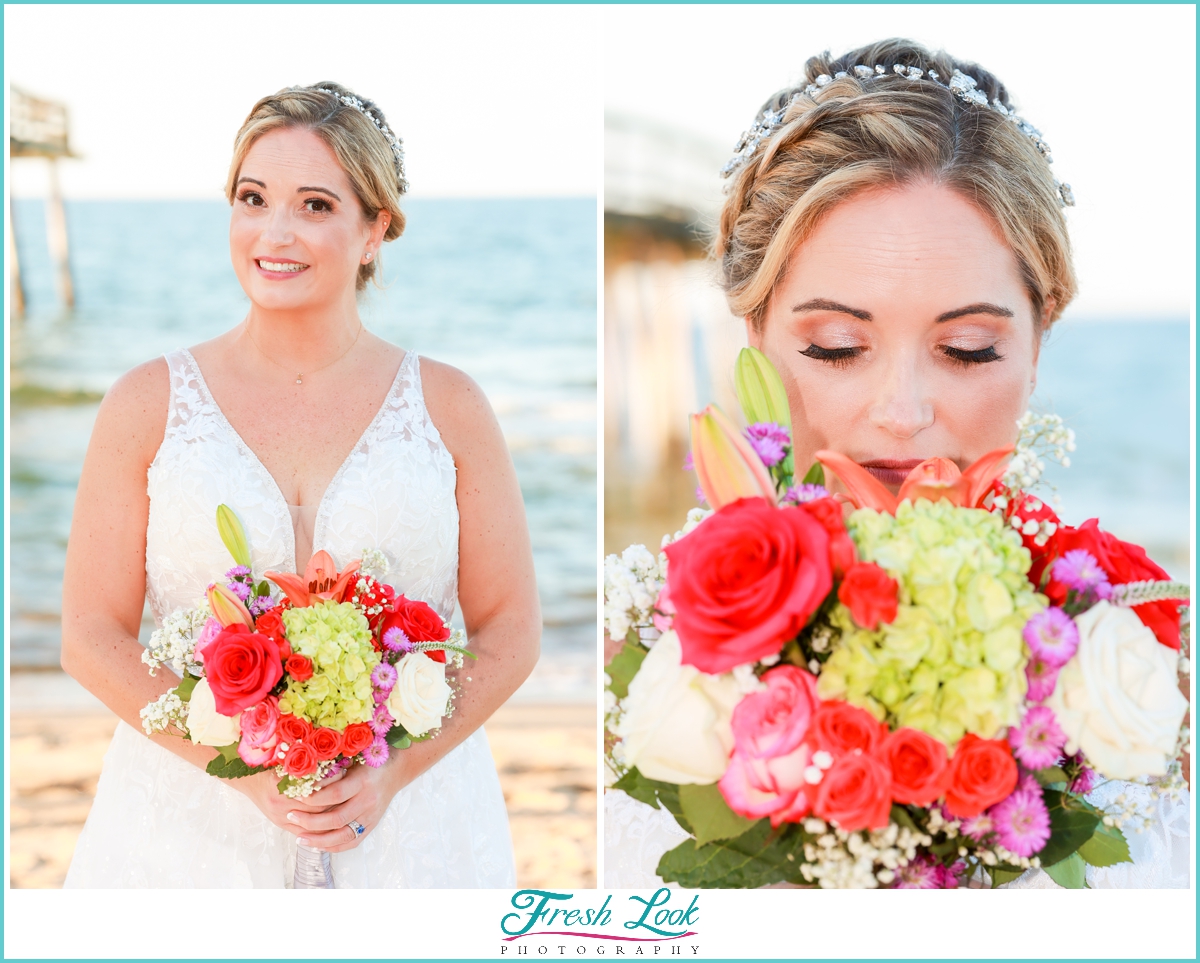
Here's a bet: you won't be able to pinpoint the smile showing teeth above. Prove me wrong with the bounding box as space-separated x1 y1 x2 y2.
258 260 308 273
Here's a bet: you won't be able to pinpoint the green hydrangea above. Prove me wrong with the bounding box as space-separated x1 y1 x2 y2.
278 600 380 729
816 499 1045 749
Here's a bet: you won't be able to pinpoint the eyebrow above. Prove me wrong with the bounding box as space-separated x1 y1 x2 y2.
235 177 342 202
792 298 1015 324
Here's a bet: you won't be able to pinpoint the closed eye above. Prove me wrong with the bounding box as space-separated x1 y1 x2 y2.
942 345 1003 366
801 343 862 369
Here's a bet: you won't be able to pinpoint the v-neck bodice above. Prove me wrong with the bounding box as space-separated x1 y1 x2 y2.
145 347 460 626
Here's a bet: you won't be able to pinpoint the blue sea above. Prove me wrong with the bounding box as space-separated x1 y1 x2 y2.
9 198 598 701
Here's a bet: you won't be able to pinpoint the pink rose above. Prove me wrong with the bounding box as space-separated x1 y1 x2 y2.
652 583 675 634
237 696 280 767
193 617 223 663
718 665 820 826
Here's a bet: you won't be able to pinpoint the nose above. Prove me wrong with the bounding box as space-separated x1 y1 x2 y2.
868 356 934 439
261 206 296 248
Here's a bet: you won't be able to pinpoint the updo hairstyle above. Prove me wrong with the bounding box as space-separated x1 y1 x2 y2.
225 82 406 291
716 39 1077 333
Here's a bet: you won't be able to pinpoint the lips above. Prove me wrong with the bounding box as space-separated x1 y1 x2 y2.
857 459 926 487
256 258 309 276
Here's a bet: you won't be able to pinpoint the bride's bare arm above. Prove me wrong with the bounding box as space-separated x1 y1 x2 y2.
286 358 541 849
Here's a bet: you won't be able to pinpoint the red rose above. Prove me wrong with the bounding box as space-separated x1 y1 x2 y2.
277 713 312 745
253 609 290 660
380 596 451 644
664 498 833 673
1051 519 1181 650
943 734 1019 818
340 722 374 756
309 727 344 761
800 497 857 577
837 562 899 630
284 653 314 682
203 625 284 716
807 700 887 756
812 753 893 832
880 727 949 807
283 742 319 778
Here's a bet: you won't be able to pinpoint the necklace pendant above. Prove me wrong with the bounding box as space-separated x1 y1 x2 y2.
296 374 303 385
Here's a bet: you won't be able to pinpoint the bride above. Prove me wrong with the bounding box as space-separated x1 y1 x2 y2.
60 83 540 887
605 39 1189 888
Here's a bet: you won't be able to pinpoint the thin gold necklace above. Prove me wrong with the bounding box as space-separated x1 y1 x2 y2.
246 323 363 385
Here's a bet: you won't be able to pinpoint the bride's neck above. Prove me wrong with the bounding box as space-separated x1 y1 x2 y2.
242 299 364 367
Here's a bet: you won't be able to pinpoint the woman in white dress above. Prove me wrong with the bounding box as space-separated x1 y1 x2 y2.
61 83 540 887
605 39 1189 888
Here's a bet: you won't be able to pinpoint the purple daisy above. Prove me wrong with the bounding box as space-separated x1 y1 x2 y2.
382 627 413 654
1051 549 1112 598
936 860 967 889
226 578 252 602
224 564 251 580
369 703 395 737
249 594 276 617
781 483 830 505
1066 752 1097 794
990 788 1051 858
1025 656 1060 703
960 812 995 842
743 422 790 467
1022 607 1080 668
371 661 398 695
892 855 942 889
362 737 391 769
1008 706 1067 770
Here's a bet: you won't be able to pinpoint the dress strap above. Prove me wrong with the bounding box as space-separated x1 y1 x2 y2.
162 348 203 435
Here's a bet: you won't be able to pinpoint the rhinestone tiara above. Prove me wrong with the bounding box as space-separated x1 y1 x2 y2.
315 88 408 194
720 65 1074 208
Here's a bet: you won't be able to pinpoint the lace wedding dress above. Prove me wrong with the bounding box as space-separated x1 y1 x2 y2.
65 348 516 888
605 780 1190 888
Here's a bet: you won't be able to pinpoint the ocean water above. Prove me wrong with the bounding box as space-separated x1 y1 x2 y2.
10 198 598 700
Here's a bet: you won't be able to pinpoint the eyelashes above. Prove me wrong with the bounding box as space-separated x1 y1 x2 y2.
800 343 1004 368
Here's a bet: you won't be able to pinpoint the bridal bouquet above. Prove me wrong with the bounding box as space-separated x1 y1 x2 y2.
604 348 1190 889
141 505 471 799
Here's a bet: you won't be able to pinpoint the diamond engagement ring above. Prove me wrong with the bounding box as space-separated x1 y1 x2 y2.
348 820 366 838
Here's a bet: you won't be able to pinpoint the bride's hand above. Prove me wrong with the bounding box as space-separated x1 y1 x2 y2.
280 763 403 853
233 767 346 833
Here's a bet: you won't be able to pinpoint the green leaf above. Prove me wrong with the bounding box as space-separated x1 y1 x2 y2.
386 724 412 749
174 674 199 704
1077 823 1132 868
889 805 919 833
1043 852 1087 889
277 775 297 794
612 768 690 834
678 782 760 846
1037 789 1101 868
657 821 809 889
206 751 263 779
1034 765 1069 787
989 865 1026 888
606 640 648 699
213 741 242 763
801 461 825 487
216 504 252 569
734 346 791 430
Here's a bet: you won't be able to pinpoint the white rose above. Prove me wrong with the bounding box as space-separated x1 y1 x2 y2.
1046 601 1188 779
186 678 241 746
387 653 452 736
614 630 743 784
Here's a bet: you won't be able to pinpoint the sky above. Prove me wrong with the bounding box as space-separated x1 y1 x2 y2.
5 4 600 199
605 4 1196 321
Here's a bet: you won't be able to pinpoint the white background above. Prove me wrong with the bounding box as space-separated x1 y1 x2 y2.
604 4 1196 320
6 4 601 198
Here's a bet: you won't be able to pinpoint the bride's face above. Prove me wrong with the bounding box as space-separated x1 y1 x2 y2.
229 126 385 311
750 180 1047 492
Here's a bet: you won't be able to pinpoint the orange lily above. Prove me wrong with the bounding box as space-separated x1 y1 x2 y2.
815 446 1014 514
207 582 253 628
691 405 777 510
265 550 361 608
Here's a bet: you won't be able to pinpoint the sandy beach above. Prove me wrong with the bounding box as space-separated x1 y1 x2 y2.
8 670 596 889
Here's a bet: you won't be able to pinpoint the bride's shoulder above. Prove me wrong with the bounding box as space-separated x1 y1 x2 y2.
415 356 503 459
89 356 170 467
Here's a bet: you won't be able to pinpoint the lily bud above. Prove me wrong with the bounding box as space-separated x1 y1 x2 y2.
690 405 777 510
207 582 252 627
734 347 791 430
216 504 252 569
896 458 968 506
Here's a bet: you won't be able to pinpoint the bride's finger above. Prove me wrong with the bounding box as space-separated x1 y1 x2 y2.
287 798 368 834
297 819 371 851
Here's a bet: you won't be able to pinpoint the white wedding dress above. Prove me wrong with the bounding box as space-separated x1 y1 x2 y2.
65 348 516 888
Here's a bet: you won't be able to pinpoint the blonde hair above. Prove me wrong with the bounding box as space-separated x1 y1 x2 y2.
225 82 406 291
716 39 1077 333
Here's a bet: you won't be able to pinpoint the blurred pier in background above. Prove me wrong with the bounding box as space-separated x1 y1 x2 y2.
9 86 78 315
604 113 745 555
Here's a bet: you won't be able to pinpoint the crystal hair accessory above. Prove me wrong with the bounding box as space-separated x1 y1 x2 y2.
315 88 408 194
720 65 1075 208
